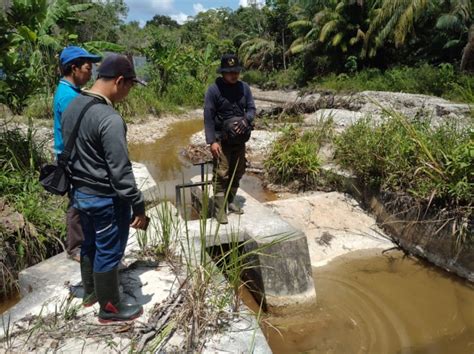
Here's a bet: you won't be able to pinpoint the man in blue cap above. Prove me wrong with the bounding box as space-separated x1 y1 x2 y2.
53 46 101 265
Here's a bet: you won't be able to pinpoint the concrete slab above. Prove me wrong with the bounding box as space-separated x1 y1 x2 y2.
203 312 271 354
2 171 271 354
190 175 317 313
132 161 158 202
266 192 394 268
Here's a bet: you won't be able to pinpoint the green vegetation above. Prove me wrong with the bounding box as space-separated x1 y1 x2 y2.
309 64 474 103
335 111 473 208
265 119 334 189
0 126 66 298
2 0 473 121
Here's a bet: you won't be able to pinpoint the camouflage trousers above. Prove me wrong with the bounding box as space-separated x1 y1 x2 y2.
213 142 246 200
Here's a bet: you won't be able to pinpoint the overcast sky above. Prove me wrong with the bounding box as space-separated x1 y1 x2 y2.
125 0 265 25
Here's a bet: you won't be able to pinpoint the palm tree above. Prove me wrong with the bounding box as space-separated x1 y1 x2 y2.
289 0 368 59
436 0 473 70
238 35 277 70
461 24 474 71
362 0 472 60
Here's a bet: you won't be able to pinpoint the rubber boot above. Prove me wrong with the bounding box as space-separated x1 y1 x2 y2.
214 194 228 224
94 268 143 323
80 255 97 307
228 188 244 215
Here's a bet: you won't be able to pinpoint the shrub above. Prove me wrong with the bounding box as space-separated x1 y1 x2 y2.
24 94 54 120
264 67 302 90
265 126 322 189
163 75 207 108
242 70 268 87
117 85 166 121
335 112 473 207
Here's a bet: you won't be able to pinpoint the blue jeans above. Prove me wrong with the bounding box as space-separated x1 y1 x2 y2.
73 190 131 273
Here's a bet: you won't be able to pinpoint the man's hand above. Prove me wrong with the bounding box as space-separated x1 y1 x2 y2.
234 118 250 134
210 142 222 159
130 214 149 230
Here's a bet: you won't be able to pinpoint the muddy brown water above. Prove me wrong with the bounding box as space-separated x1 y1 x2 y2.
243 249 474 354
128 118 277 203
0 292 20 315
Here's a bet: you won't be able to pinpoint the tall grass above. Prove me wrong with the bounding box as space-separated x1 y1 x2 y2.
335 111 473 208
0 126 66 298
265 118 334 189
136 200 180 259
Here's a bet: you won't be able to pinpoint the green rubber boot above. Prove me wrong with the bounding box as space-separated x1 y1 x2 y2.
94 268 143 324
228 188 244 215
80 255 97 307
214 194 228 224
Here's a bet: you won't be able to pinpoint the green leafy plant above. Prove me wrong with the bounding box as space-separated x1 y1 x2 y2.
335 110 473 206
265 124 334 189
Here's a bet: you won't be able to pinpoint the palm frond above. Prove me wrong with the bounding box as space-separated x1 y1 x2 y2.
332 32 344 46
319 19 338 42
443 39 461 49
288 20 312 29
436 14 463 32
83 41 125 54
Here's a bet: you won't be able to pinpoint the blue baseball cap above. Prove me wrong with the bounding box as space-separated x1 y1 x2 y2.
59 46 102 66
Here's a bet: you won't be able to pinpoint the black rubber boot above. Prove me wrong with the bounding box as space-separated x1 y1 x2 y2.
80 255 97 307
228 188 244 215
214 194 228 224
94 268 143 323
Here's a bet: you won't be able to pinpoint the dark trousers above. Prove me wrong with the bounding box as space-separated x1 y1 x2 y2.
213 142 246 197
66 205 84 255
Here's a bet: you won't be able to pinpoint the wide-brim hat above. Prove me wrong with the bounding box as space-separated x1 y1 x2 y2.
60 46 102 66
217 54 243 73
97 54 147 86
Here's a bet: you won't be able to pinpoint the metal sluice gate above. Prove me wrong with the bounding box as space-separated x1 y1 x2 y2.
175 161 212 212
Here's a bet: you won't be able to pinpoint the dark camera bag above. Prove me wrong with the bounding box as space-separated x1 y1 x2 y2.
221 116 251 145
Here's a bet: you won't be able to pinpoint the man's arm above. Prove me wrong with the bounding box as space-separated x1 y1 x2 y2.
204 86 222 158
204 86 217 145
99 114 145 216
244 84 256 124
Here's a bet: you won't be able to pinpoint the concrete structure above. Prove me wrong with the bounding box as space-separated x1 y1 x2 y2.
189 176 317 314
1 163 271 353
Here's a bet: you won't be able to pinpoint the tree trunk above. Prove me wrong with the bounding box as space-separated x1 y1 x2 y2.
460 24 474 72
282 30 287 70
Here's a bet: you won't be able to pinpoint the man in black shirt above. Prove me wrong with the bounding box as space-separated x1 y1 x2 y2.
203 54 256 224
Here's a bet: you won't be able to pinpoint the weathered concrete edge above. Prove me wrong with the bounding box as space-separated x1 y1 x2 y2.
321 165 474 283
190 179 317 313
